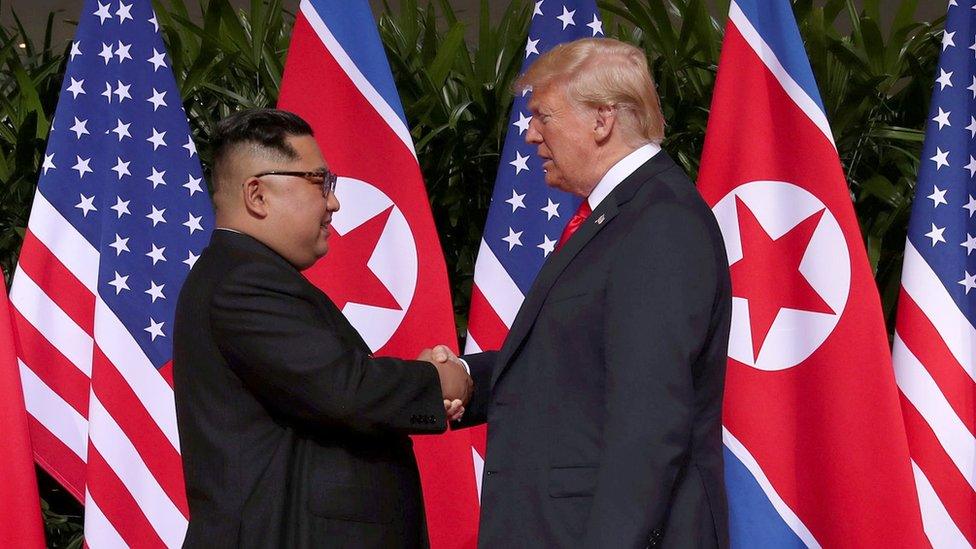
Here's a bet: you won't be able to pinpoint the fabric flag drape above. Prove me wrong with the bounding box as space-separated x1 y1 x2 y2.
277 0 480 546
697 0 927 546
892 1 976 545
0 276 45 548
462 0 603 496
9 0 214 546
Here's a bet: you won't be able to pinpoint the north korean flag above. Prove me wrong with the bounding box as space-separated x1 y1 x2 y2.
697 0 927 546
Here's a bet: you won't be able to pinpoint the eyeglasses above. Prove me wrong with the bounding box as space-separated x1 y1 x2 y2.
253 169 337 197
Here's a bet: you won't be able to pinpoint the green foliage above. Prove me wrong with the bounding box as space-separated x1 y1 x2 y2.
0 3 65 281
600 0 723 176
0 0 945 540
378 0 532 329
804 0 941 329
152 0 293 166
38 470 83 548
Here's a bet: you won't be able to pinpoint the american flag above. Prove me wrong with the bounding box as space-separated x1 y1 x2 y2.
893 1 976 545
463 0 602 486
9 0 213 546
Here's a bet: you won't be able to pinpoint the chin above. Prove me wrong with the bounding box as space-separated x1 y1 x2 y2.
316 245 329 259
544 176 568 192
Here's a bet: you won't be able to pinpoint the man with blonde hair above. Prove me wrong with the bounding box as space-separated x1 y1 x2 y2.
448 38 732 547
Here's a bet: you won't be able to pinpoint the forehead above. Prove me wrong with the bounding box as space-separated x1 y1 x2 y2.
285 135 328 167
527 83 566 111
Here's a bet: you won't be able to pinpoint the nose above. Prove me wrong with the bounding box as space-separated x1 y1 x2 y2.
326 189 340 212
525 119 543 145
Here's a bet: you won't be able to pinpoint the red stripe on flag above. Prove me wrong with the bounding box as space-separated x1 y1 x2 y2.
86 446 167 549
17 232 95 336
158 360 174 389
896 289 976 437
467 285 509 351
92 346 188 517
900 393 976 544
27 416 85 503
466 285 505 459
12 309 90 417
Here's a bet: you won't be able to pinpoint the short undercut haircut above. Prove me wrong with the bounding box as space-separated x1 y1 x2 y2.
211 109 314 193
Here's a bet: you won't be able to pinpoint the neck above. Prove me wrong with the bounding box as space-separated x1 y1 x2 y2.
586 142 640 195
215 213 260 241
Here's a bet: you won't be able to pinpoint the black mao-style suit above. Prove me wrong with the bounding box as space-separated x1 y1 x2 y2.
458 151 732 548
174 230 446 549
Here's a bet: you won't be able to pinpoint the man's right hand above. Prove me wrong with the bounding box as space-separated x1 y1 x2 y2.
420 345 473 405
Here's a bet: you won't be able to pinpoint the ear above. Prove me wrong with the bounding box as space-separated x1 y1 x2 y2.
593 104 617 143
242 177 270 219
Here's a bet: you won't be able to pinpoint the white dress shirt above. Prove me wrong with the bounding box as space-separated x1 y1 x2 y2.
586 142 661 210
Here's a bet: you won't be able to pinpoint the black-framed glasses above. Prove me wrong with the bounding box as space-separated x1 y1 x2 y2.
253 169 337 197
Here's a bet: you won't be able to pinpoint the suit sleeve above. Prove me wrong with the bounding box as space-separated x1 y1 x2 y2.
582 200 721 548
210 261 446 435
451 351 497 428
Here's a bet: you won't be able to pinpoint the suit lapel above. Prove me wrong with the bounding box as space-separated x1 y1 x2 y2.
215 230 373 354
290 269 373 354
309 288 374 354
490 200 618 388
490 152 678 388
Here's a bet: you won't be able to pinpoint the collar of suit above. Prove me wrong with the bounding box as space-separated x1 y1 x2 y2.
490 150 679 388
586 142 662 211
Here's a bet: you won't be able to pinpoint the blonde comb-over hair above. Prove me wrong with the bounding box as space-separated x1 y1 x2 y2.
516 38 665 145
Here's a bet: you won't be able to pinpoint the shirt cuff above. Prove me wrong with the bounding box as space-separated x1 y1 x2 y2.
458 357 471 375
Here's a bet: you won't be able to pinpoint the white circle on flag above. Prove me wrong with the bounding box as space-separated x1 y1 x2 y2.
331 176 418 351
711 181 851 371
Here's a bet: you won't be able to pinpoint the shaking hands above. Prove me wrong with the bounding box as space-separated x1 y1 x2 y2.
418 345 472 422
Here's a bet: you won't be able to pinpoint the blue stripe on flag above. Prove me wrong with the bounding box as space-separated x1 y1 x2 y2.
724 446 806 549
733 0 826 115
305 0 409 128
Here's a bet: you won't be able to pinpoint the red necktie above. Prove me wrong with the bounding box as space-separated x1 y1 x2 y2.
556 200 592 251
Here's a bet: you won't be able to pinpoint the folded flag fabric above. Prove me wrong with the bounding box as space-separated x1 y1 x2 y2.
698 0 927 545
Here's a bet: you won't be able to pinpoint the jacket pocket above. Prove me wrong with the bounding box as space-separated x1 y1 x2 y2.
548 465 598 498
543 289 591 306
307 484 395 524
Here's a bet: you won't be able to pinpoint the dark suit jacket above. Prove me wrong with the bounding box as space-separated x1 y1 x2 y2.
458 152 732 548
174 230 447 549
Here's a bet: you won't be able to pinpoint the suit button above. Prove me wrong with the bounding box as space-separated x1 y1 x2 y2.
428 415 436 423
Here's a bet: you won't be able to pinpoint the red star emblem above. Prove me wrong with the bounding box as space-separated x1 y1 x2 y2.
312 206 401 311
730 197 834 360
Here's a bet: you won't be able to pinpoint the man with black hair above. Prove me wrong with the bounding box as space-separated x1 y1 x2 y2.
173 108 471 548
